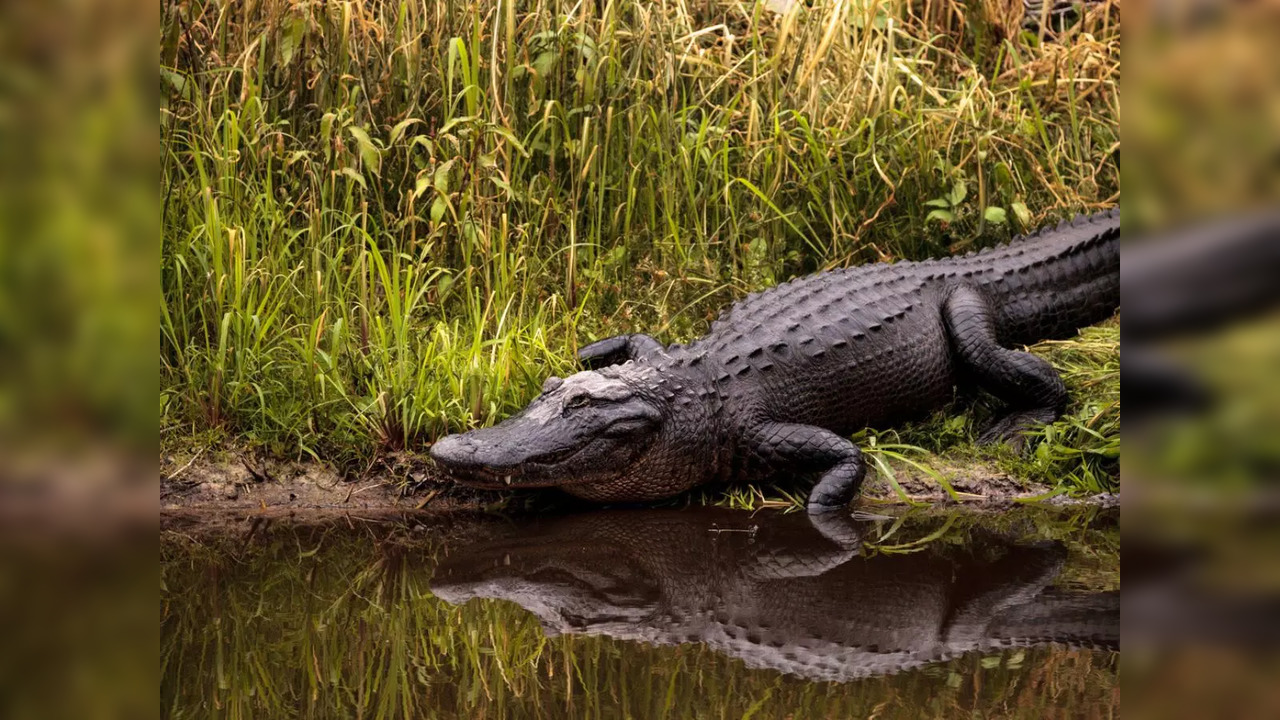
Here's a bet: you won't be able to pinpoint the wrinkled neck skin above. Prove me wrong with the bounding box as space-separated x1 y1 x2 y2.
562 355 728 502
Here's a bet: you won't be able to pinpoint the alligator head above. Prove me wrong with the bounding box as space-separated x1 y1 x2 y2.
430 364 701 495
430 515 663 637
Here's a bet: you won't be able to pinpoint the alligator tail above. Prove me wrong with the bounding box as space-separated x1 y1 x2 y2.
961 208 1121 346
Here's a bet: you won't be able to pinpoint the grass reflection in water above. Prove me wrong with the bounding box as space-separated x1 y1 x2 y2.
161 506 1118 719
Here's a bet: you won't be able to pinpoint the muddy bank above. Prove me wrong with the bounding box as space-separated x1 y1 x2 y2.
160 452 494 532
160 451 1115 533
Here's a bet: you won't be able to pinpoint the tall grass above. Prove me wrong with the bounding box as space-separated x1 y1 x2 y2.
160 0 1119 477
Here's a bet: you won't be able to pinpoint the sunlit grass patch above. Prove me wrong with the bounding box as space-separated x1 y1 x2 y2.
1002 321 1120 492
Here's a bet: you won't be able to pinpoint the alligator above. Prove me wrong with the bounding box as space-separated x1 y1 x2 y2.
430 209 1120 511
430 508 1119 683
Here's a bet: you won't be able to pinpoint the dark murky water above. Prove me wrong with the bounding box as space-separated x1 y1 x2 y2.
161 506 1118 718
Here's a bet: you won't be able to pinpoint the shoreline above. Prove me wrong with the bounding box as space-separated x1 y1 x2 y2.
160 456 1118 533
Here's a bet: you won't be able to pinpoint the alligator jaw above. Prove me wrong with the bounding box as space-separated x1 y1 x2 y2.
429 433 595 489
443 470 595 491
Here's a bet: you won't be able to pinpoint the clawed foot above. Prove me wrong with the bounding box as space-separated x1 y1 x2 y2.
577 334 663 370
977 408 1061 450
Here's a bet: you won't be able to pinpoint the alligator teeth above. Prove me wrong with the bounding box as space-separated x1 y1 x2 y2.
503 475 513 485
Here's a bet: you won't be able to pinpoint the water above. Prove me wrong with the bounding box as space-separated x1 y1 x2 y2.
161 505 1118 718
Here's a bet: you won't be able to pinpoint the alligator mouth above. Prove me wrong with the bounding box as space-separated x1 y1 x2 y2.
436 443 594 489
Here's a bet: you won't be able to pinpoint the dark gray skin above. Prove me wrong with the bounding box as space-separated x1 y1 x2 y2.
431 210 1120 511
431 508 1119 683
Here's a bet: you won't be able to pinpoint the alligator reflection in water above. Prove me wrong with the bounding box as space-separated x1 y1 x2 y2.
432 508 1118 683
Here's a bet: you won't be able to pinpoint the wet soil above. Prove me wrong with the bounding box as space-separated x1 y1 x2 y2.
160 451 496 532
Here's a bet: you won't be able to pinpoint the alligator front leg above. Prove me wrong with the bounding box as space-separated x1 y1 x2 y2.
577 333 664 369
747 422 866 514
944 285 1068 444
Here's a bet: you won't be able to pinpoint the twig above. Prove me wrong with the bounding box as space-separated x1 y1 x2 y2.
414 489 441 509
351 480 390 496
237 452 274 483
164 447 205 482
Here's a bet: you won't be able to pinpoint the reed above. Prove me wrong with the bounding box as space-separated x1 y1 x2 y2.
161 0 1120 489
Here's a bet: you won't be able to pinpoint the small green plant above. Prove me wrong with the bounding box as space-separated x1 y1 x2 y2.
924 178 971 226
924 178 1020 231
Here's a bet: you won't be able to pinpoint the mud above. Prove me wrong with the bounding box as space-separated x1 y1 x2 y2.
160 451 498 532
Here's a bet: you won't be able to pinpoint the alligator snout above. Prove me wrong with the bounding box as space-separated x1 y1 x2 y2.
430 430 530 486
429 433 476 468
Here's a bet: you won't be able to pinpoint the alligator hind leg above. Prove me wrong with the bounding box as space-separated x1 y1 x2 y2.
747 422 866 514
944 286 1068 445
577 334 664 369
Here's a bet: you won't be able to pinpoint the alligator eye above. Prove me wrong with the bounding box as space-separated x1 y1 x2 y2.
564 394 591 410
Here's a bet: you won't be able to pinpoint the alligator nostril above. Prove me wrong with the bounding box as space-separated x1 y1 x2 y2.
542 375 564 393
